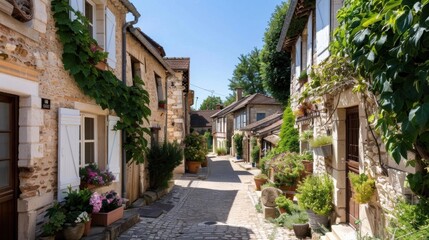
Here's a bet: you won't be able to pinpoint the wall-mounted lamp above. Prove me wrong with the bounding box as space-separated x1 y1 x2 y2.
0 50 8 60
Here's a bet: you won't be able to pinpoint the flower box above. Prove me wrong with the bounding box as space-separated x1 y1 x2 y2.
91 206 124 226
313 144 332 157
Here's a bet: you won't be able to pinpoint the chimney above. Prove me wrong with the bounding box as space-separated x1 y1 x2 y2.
236 88 243 102
216 104 223 110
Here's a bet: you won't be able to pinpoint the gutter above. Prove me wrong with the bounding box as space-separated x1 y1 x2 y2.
276 0 299 52
120 0 140 199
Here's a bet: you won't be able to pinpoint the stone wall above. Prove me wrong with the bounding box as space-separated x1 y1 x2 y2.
0 0 128 238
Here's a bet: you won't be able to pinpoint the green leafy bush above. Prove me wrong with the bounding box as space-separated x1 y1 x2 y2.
276 211 309 230
299 130 313 142
233 133 244 158
216 147 227 156
271 152 304 187
147 141 183 190
388 199 429 239
349 173 375 204
275 195 294 212
184 132 207 162
42 203 66 237
254 173 268 180
296 174 333 216
309 135 332 148
277 106 299 152
251 145 260 163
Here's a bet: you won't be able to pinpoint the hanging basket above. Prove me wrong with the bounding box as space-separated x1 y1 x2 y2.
313 144 332 157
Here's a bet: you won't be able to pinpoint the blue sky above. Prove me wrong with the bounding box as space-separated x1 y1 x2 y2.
131 0 284 109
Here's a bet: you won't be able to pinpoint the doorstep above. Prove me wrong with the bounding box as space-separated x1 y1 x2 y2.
82 208 140 240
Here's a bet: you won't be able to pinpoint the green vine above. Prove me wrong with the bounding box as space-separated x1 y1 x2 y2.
52 0 151 164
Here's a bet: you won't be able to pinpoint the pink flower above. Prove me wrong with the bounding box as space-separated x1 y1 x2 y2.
89 192 102 213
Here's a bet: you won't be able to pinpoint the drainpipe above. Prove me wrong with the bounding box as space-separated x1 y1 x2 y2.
120 0 140 199
164 73 169 141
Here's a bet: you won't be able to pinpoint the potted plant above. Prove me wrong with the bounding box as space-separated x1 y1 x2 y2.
310 135 333 157
275 195 294 214
271 152 305 199
254 173 268 191
79 163 115 189
298 151 313 178
184 132 208 173
298 70 308 83
40 203 66 240
62 186 93 238
158 100 166 109
90 44 108 71
349 173 376 204
299 129 313 142
296 174 333 232
281 210 310 239
251 144 260 167
233 133 244 159
90 190 124 226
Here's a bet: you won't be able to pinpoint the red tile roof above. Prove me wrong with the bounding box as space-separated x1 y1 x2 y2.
164 57 190 70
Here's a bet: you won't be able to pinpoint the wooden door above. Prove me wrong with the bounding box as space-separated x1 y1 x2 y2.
346 107 359 228
0 93 18 240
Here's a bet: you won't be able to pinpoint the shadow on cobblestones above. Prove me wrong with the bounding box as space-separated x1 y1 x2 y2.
204 160 252 183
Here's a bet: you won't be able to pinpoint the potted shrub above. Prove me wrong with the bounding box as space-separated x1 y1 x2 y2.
310 135 333 157
298 151 313 178
280 210 310 239
296 174 333 232
40 203 66 240
271 152 305 199
298 70 308 83
254 173 268 191
275 195 294 214
184 132 208 173
251 145 260 167
158 100 166 109
79 163 115 189
90 190 124 226
233 133 244 159
349 173 376 204
62 187 93 238
147 141 183 190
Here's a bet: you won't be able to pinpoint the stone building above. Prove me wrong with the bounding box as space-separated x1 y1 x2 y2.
0 0 155 239
277 0 416 238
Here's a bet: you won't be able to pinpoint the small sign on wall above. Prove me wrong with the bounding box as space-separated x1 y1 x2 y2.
41 98 51 109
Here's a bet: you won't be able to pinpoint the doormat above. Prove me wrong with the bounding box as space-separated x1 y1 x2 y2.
139 203 174 218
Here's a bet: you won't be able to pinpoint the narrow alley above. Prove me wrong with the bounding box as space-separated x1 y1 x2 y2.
119 156 294 240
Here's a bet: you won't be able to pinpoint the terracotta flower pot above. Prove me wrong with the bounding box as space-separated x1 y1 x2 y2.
279 185 297 200
278 207 287 214
186 161 201 174
83 219 92 236
92 206 124 226
254 178 267 191
95 61 107 71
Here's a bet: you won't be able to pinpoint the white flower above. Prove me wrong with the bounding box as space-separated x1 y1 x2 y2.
75 211 90 223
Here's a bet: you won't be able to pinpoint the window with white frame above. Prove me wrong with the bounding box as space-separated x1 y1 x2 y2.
79 114 98 167
84 0 96 39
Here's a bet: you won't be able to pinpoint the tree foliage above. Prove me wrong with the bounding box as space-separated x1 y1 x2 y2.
199 96 222 110
331 0 429 170
261 1 291 105
277 106 299 153
228 48 266 96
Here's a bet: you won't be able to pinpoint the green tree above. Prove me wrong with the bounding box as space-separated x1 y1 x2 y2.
228 48 266 96
260 1 291 105
277 106 299 153
199 96 223 110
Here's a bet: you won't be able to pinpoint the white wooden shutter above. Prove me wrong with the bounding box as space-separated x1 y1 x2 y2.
105 8 116 69
107 116 121 182
316 0 330 63
69 0 84 21
307 13 313 70
295 36 302 77
58 108 81 201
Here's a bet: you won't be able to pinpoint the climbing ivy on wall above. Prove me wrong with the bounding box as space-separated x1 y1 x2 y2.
52 0 151 164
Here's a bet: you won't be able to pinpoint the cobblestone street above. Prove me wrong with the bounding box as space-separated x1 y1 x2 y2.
119 155 295 240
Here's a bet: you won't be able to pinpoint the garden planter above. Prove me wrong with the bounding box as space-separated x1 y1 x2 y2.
279 185 297 200
92 206 124 226
95 61 107 71
186 161 201 174
313 144 332 157
254 178 267 191
62 223 85 240
306 210 329 232
293 223 310 239
83 219 92 236
301 160 313 179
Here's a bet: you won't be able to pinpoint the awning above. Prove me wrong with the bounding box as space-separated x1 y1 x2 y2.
264 134 280 145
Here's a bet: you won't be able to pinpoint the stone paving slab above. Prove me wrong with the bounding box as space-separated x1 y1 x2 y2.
119 156 299 240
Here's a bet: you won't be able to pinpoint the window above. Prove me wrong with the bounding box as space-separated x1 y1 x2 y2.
256 113 266 121
155 73 164 103
79 114 97 167
85 0 96 39
131 56 141 85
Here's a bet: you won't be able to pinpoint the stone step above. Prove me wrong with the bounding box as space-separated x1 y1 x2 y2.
331 224 357 240
326 232 340 240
